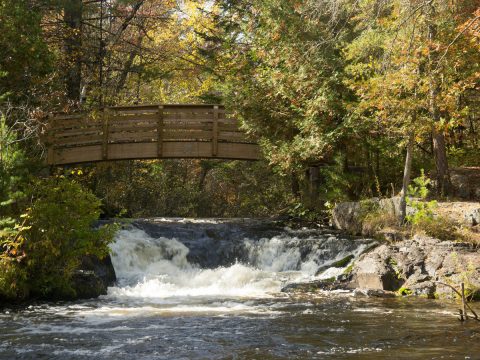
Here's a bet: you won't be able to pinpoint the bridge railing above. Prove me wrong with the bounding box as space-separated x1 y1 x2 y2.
46 104 260 165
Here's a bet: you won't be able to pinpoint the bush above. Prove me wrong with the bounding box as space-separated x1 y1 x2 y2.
0 177 116 300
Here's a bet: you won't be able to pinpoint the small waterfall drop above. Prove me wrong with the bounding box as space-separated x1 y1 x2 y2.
107 219 374 301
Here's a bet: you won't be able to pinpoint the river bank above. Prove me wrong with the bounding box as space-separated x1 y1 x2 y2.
321 198 480 302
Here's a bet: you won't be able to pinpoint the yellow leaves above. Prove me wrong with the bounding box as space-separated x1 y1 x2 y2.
69 169 83 176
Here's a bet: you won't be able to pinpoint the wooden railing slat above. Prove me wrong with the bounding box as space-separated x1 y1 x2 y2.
102 109 110 160
212 106 219 157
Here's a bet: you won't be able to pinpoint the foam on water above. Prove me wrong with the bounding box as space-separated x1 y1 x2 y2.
106 222 371 303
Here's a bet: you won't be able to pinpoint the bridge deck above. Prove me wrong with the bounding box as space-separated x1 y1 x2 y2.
46 104 261 165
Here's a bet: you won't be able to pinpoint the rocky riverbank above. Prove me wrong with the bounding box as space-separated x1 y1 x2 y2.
283 234 480 300
283 198 480 301
347 234 480 299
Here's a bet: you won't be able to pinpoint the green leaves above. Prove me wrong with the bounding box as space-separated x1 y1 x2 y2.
0 177 116 300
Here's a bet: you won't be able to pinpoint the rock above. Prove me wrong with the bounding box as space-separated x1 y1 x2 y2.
346 234 480 300
332 197 414 235
331 201 363 235
281 279 347 293
450 167 480 200
315 254 355 276
71 270 108 299
376 228 405 242
349 245 404 291
71 255 116 299
353 289 397 298
465 208 480 226
378 197 403 220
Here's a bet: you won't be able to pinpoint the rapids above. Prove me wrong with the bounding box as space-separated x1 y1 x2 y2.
0 218 479 359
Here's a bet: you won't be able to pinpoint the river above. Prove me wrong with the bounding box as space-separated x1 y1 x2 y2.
0 219 479 359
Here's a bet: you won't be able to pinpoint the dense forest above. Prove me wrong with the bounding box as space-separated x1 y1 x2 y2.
0 0 479 300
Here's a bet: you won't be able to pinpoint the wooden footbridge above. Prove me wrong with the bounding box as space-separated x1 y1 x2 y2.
45 104 261 165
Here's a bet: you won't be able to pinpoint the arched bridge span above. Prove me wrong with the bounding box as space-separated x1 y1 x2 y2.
46 104 261 165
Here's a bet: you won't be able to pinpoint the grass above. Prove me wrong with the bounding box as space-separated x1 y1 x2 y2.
362 210 399 237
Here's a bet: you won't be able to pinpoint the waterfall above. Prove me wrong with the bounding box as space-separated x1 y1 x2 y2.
107 219 374 300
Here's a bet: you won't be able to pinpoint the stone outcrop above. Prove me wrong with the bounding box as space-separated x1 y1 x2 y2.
450 167 480 200
331 201 364 235
347 235 480 299
71 255 116 299
331 197 406 235
332 197 480 235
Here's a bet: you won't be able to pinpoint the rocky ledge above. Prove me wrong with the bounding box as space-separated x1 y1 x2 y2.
348 235 480 299
283 235 480 300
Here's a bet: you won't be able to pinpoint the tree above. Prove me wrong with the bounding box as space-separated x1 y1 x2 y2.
0 0 53 103
345 0 480 200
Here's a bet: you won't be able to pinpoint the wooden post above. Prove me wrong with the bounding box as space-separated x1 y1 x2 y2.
102 108 110 160
462 282 468 321
46 114 55 165
157 105 164 157
212 105 219 157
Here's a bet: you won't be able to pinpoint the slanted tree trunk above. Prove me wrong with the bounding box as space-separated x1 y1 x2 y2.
400 133 415 222
64 0 83 103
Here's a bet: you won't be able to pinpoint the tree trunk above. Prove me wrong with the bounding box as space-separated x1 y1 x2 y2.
428 2 450 196
400 133 414 222
308 166 320 208
291 172 300 200
432 129 450 195
64 0 83 103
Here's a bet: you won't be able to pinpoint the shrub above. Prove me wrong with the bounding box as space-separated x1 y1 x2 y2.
0 177 116 300
456 226 480 248
406 170 438 226
404 170 455 239
22 178 116 298
362 210 399 237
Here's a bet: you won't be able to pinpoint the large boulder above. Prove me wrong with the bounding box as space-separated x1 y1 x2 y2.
450 167 480 200
349 245 403 291
72 254 116 299
331 201 363 235
465 208 480 226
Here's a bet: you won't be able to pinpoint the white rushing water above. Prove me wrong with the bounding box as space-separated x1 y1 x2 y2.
105 221 372 303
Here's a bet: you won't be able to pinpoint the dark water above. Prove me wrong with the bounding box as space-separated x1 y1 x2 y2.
1 296 479 359
1 219 478 359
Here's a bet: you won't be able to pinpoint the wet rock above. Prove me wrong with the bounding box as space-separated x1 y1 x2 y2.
71 270 107 299
315 254 355 276
352 289 397 298
281 279 348 293
407 281 436 299
71 255 116 299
